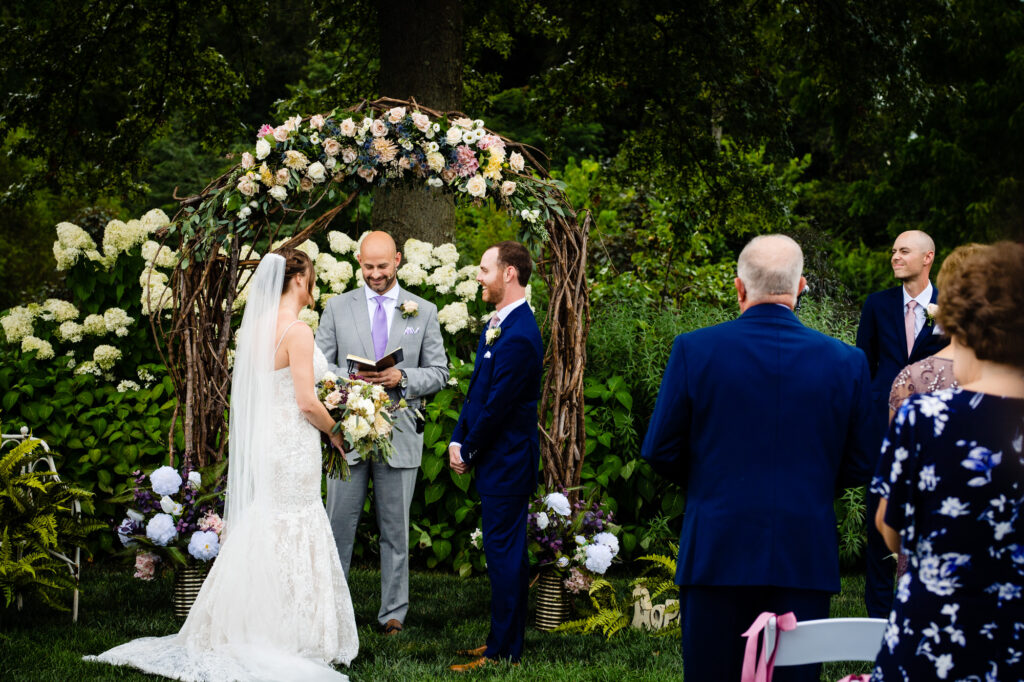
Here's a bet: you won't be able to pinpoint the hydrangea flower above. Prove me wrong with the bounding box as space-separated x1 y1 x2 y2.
149 466 183 496
21 336 54 359
593 531 620 556
141 240 178 268
83 314 108 336
437 302 470 334
327 230 357 255
455 279 479 302
188 531 221 561
104 307 135 334
102 219 148 259
403 238 436 268
117 380 141 393
139 209 170 233
42 298 79 322
427 265 458 294
146 513 178 546
397 263 428 287
298 308 319 333
584 543 614 574
94 344 122 370
432 243 459 266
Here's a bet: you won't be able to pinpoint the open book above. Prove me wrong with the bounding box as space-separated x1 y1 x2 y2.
346 347 404 374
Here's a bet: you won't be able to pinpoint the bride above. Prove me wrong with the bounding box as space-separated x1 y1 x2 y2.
86 248 359 681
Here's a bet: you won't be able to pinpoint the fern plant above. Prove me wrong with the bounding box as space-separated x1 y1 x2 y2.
554 549 680 639
0 435 104 611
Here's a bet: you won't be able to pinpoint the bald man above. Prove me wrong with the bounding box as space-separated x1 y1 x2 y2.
856 230 948 618
643 235 874 682
315 231 448 635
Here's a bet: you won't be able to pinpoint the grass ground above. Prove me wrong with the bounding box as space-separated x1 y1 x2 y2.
1 564 874 681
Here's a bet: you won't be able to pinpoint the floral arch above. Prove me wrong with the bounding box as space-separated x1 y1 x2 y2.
150 98 590 490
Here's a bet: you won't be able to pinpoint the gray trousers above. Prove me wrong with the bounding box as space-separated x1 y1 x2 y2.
326 459 418 625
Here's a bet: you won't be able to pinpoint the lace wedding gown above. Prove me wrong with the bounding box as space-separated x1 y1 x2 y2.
85 344 359 681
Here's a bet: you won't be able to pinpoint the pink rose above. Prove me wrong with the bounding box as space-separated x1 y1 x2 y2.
387 106 406 123
276 168 290 185
309 114 325 130
324 390 343 409
411 112 430 132
257 124 274 138
341 147 357 164
241 152 255 169
339 118 357 137
478 134 505 152
236 175 258 197
441 168 457 184
509 151 525 173
370 119 388 137
322 138 341 157
133 552 159 581
453 116 474 129
198 512 224 535
273 126 290 142
357 166 378 182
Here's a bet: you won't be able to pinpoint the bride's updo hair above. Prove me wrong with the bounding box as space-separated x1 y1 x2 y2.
273 247 314 297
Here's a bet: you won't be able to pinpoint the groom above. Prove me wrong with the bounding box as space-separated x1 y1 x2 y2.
315 230 448 634
448 241 543 672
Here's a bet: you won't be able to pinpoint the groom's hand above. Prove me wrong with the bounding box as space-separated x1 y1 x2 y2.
361 367 402 389
449 444 468 475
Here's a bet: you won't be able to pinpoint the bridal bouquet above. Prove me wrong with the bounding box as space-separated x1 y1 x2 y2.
318 371 400 478
113 462 226 580
527 489 621 594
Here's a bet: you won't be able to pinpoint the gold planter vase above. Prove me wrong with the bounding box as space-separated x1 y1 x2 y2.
534 570 570 631
172 564 210 621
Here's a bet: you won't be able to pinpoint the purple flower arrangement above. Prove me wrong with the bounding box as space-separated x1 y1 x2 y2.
114 464 226 579
526 488 620 592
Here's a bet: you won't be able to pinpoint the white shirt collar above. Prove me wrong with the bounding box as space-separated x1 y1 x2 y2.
495 297 528 324
364 282 401 303
902 281 933 308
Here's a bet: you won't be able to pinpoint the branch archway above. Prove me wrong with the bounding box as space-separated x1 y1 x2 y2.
150 97 589 491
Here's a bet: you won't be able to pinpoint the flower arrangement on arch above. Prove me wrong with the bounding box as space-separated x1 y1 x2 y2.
317 371 402 478
113 463 226 580
222 106 554 239
527 489 621 594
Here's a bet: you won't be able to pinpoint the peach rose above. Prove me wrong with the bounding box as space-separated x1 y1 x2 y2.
339 118 356 137
322 138 341 157
241 152 255 169
370 119 388 137
411 112 430 132
309 114 325 130
273 126 290 142
387 107 406 123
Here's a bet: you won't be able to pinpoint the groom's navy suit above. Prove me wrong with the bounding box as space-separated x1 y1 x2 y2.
642 304 875 682
856 284 946 618
452 301 542 662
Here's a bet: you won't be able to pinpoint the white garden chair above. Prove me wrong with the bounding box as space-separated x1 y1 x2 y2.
743 613 886 681
1 426 81 622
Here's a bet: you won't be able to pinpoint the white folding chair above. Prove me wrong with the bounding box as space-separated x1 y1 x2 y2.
765 616 886 666
1 426 82 622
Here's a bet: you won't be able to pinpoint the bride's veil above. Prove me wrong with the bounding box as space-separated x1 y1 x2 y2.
225 253 284 526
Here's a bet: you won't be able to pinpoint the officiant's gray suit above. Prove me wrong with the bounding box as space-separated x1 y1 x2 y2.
316 284 448 627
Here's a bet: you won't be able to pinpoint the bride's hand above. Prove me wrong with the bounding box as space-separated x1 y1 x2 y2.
329 430 346 454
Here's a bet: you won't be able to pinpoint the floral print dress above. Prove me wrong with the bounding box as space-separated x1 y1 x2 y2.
870 388 1024 681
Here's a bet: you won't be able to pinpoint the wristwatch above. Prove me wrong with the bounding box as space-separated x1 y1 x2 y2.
398 370 408 389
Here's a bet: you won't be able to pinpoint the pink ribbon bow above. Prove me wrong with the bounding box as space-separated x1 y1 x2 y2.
741 611 797 682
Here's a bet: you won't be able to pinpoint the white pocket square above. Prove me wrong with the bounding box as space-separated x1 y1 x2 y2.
404 327 420 336
483 350 492 358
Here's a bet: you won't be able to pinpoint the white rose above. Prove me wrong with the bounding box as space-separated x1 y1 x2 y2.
501 180 516 196
187 471 202 489
339 118 356 136
427 177 443 188
426 151 445 172
309 113 325 129
269 185 288 202
411 112 430 132
387 106 406 123
536 511 550 530
255 139 271 160
509 151 525 172
324 156 337 170
241 152 255 169
237 175 258 197
370 119 388 137
307 161 327 183
465 174 487 198
445 126 463 145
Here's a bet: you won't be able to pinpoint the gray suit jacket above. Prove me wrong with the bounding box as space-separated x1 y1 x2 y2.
315 285 448 468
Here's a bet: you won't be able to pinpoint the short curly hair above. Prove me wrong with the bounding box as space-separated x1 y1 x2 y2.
935 241 1024 369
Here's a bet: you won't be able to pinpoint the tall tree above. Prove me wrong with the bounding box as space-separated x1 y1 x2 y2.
370 0 463 246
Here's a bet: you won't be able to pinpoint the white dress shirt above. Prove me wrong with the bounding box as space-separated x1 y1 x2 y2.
364 283 401 339
902 281 933 338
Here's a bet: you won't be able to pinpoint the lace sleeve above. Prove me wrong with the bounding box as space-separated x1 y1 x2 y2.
888 364 915 417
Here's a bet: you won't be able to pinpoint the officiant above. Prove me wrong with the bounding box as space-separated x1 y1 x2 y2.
316 230 448 635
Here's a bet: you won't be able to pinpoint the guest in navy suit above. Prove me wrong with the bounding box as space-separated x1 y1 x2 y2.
856 230 947 618
448 241 543 673
642 235 875 682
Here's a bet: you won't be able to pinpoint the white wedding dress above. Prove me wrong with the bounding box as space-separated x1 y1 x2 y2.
85 342 359 681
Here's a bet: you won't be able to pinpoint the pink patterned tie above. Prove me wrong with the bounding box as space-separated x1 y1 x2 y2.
905 300 917 356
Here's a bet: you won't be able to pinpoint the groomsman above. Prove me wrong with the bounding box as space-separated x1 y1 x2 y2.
316 231 448 635
448 241 543 672
855 229 946 618
642 235 875 682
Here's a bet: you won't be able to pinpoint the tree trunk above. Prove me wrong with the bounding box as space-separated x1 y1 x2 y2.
372 0 462 248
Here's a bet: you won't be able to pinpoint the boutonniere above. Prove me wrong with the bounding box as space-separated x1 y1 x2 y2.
925 303 939 324
399 300 419 318
485 326 501 346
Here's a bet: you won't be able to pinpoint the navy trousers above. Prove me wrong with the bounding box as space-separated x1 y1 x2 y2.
479 493 529 662
864 489 895 618
679 585 831 682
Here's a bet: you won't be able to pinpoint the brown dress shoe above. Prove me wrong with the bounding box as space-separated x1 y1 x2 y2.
457 645 488 657
383 618 403 635
449 657 491 673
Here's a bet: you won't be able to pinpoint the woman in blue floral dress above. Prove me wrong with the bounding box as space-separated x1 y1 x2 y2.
870 242 1024 682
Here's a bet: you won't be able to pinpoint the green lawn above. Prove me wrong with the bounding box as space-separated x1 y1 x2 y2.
1 564 874 681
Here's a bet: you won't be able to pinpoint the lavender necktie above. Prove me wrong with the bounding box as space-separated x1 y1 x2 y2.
372 295 389 360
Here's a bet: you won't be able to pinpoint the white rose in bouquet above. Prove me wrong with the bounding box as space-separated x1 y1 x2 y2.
544 492 571 516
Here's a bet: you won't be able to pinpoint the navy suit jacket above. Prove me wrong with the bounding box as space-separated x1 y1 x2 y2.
452 304 543 497
856 285 947 442
641 304 874 593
